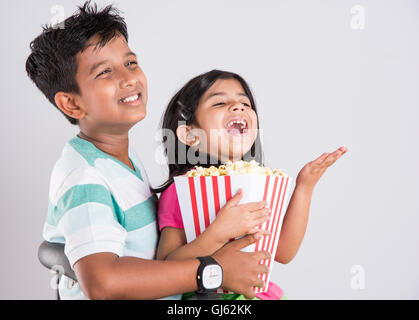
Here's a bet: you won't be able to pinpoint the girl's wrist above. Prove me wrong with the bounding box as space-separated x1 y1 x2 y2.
203 223 228 247
295 181 315 195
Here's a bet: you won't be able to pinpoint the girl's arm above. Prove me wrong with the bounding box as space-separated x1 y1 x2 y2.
157 189 271 261
157 226 225 260
274 185 313 264
275 146 348 264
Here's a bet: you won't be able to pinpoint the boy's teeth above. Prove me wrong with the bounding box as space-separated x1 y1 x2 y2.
121 94 139 103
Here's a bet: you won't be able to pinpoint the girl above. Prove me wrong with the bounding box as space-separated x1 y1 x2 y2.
154 69 348 300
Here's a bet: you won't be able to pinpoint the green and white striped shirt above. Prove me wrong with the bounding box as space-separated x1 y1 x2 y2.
43 136 180 300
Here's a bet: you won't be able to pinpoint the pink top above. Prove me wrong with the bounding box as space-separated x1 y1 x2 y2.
157 182 285 300
158 182 184 231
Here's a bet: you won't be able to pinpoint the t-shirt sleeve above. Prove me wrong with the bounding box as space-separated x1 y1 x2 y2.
157 182 184 231
47 167 127 267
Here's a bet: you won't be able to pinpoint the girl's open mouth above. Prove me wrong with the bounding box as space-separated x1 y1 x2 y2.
225 119 248 135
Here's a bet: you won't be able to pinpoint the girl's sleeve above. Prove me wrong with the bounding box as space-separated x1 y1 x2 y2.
157 182 184 231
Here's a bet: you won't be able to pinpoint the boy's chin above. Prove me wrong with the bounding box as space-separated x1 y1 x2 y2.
124 107 147 126
101 111 147 131
132 109 146 123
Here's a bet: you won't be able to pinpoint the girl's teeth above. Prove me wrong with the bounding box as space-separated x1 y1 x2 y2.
226 120 247 128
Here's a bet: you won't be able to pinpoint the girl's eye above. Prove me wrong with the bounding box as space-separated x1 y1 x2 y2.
96 68 111 78
242 102 251 107
213 102 225 107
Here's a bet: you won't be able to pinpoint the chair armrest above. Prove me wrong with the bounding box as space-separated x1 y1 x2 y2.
38 241 77 281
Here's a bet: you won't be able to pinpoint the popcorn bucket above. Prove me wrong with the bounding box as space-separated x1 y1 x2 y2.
174 173 292 293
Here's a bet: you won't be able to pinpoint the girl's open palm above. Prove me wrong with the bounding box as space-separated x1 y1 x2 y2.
296 146 348 190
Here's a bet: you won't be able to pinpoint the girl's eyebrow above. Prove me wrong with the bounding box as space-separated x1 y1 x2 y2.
204 92 248 101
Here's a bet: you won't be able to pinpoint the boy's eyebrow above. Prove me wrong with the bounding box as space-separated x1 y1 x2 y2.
89 51 137 76
205 92 248 101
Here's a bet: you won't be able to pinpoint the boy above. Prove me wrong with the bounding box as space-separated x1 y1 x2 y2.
26 1 270 299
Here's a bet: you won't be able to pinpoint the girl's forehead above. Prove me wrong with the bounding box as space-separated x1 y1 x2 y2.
201 78 248 102
206 78 244 93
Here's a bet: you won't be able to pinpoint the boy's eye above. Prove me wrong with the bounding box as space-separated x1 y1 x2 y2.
213 102 225 107
126 61 138 67
95 68 111 78
242 102 251 107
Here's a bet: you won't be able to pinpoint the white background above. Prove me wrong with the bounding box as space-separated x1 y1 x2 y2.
1 0 418 299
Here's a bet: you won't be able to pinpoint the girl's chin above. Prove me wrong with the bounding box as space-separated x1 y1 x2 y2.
203 151 243 163
220 149 253 163
226 128 250 137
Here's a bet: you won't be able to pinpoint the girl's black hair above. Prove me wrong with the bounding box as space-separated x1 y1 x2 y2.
152 69 264 194
25 1 128 125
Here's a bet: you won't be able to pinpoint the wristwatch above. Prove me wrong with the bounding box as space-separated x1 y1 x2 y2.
196 256 223 293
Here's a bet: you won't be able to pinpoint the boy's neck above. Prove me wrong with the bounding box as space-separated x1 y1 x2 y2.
78 130 134 170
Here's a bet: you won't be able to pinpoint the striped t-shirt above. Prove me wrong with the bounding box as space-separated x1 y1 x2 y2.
43 135 181 300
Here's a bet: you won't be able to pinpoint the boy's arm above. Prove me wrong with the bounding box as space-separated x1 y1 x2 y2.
74 252 199 299
274 184 313 264
74 234 270 299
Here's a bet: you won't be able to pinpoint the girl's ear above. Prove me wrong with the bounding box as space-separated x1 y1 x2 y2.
54 92 86 120
176 125 199 147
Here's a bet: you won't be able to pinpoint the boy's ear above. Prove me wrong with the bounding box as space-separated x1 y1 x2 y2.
176 125 199 147
54 92 86 120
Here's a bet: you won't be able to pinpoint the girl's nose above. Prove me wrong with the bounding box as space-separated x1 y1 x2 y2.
230 103 245 112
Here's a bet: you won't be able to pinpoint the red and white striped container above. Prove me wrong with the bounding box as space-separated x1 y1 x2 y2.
174 174 292 293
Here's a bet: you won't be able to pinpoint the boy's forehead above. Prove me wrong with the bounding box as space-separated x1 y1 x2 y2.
76 34 131 72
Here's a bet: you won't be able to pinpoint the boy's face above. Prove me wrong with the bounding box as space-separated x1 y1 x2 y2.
74 34 148 132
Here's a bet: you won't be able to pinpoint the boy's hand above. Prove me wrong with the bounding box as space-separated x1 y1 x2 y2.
296 146 348 191
208 190 271 244
212 234 270 299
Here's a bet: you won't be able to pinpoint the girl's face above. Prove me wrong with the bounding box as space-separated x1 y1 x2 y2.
191 78 258 162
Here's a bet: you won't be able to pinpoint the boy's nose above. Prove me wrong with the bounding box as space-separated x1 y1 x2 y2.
119 70 139 88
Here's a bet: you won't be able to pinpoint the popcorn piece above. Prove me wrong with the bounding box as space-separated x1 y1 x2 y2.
185 160 287 177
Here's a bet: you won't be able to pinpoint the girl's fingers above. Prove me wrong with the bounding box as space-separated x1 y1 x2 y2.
242 200 268 211
251 207 271 218
249 226 271 237
317 146 348 167
323 147 347 166
315 152 329 164
253 216 271 227
224 189 243 208
330 146 348 158
338 146 348 154
253 229 271 237
322 154 339 167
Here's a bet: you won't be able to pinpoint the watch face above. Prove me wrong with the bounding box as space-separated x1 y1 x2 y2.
202 265 222 289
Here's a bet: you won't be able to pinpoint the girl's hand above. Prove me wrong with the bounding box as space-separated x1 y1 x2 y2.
207 189 271 245
296 146 348 191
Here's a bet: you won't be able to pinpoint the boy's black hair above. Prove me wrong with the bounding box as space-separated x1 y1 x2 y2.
25 1 128 125
152 69 264 194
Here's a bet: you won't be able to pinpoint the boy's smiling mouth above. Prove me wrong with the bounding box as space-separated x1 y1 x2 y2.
118 91 143 105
